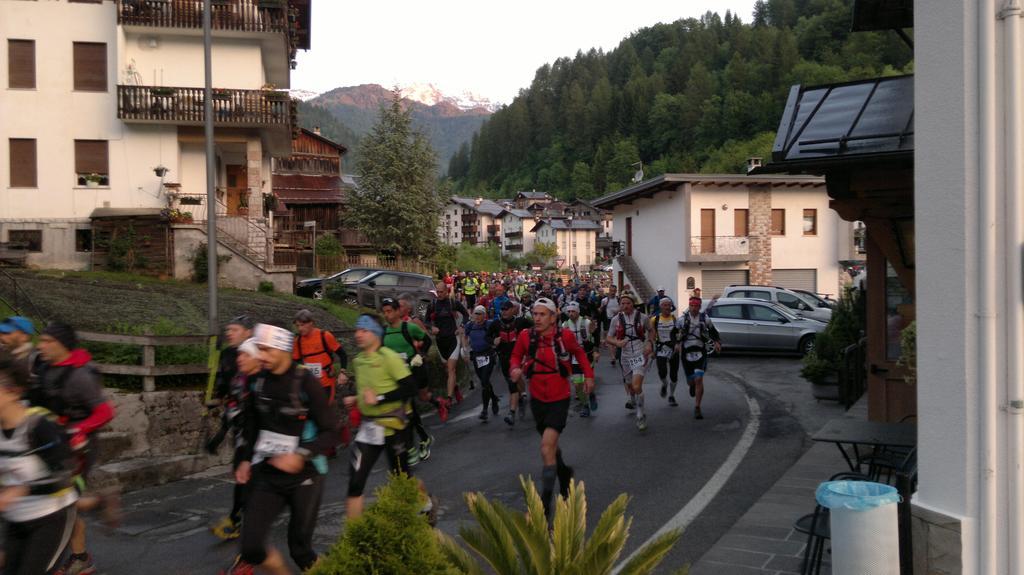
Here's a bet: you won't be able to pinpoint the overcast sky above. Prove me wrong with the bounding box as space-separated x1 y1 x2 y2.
292 1 757 104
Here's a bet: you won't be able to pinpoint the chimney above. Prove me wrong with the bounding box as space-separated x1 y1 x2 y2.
746 157 763 173
475 197 482 206
314 126 321 135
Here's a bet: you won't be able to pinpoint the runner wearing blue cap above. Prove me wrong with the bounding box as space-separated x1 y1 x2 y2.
0 316 38 374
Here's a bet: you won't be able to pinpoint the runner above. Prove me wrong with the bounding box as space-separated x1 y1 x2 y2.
678 297 722 420
209 337 260 542
0 316 38 374
647 286 672 314
649 297 681 407
605 295 651 431
509 297 594 519
426 282 470 413
228 323 336 575
562 302 599 417
30 322 118 575
491 301 533 426
462 306 499 421
599 285 620 366
488 284 510 319
341 314 435 523
292 309 346 405
0 353 78 575
462 272 481 309
380 297 434 465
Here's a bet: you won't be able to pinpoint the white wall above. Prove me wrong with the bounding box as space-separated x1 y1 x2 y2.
122 33 266 89
769 186 841 294
609 184 689 303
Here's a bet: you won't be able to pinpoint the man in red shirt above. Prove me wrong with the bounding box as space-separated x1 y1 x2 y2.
510 297 594 519
292 310 346 403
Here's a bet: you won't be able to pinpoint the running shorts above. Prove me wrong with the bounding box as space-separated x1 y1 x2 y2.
682 350 708 381
436 335 461 361
619 353 647 377
530 397 570 435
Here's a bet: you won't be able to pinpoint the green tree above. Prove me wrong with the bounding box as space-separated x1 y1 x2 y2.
350 90 442 258
569 161 593 199
438 476 681 575
530 242 559 267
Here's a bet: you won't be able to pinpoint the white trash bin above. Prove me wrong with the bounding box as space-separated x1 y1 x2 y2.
815 480 901 575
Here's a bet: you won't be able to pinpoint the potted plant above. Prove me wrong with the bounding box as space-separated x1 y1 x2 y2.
237 195 249 217
84 173 103 188
211 88 231 101
150 86 174 97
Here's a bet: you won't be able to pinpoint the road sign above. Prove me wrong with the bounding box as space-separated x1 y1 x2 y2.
555 258 565 268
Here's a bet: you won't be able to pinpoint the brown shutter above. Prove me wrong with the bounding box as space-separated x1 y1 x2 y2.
73 42 107 92
9 139 37 188
7 40 35 89
771 209 786 235
734 209 749 237
75 140 108 175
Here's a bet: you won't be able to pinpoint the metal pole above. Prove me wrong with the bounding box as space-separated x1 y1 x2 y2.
312 221 317 276
203 0 218 336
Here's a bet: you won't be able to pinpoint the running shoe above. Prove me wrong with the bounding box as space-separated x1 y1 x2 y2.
579 405 590 418
437 398 450 423
478 408 488 421
219 556 256 575
53 553 96 575
689 382 696 397
454 387 464 404
211 516 242 540
660 383 667 398
668 395 678 407
504 411 516 426
694 406 704 420
408 444 421 466
625 399 636 410
419 435 433 461
636 414 648 431
589 394 598 411
491 399 500 415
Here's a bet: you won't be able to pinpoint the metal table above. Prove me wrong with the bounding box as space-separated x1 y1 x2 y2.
811 418 916 472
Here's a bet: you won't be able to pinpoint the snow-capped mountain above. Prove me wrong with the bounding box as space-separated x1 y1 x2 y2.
288 89 320 102
399 82 500 113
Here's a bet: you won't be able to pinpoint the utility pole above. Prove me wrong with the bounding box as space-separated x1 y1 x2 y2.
203 0 217 337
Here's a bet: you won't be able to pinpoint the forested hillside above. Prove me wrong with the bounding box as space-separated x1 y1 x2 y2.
297 101 362 171
447 0 912 200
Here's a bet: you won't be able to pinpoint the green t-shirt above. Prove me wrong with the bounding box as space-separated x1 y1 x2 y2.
352 346 412 430
382 321 427 361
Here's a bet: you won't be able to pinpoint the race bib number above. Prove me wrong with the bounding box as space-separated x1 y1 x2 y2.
623 354 644 372
303 363 323 378
657 345 674 358
355 421 386 446
475 354 491 368
254 430 300 461
685 350 704 362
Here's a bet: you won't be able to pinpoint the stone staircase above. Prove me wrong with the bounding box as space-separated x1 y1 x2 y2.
616 254 656 302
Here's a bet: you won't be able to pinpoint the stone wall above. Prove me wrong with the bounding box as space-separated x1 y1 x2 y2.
172 225 293 291
747 185 772 285
911 503 963 575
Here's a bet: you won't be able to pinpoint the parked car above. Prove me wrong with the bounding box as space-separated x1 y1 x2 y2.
721 285 833 323
341 270 436 317
792 288 837 310
295 267 378 299
706 297 826 355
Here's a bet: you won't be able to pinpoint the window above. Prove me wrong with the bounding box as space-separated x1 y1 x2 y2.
8 139 36 188
748 304 784 322
371 274 399 286
8 40 35 89
734 209 749 236
770 209 786 235
8 230 41 252
74 140 109 184
710 304 743 319
740 290 771 301
75 229 93 252
777 292 810 312
803 209 817 235
73 42 106 92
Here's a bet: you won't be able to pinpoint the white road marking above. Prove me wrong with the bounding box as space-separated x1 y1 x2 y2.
612 392 762 573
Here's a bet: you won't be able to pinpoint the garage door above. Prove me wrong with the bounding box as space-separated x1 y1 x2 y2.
701 270 749 298
773 269 817 292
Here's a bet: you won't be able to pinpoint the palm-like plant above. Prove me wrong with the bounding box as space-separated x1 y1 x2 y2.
438 476 682 575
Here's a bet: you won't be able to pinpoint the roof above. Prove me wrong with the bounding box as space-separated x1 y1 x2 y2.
592 173 825 209
531 218 603 232
449 196 506 216
297 128 348 155
516 191 552 200
90 208 165 219
273 174 344 204
502 208 533 219
754 74 914 175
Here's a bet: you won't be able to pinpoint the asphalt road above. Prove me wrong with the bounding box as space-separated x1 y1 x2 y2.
86 354 843 574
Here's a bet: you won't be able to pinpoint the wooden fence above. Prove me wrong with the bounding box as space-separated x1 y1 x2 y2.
79 329 356 393
273 250 437 278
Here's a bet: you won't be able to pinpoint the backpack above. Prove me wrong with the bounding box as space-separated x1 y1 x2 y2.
616 311 646 342
524 328 570 379
296 330 334 373
464 320 492 353
395 321 431 360
653 314 679 351
680 312 711 351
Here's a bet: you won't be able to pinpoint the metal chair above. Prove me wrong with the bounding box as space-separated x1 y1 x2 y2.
795 471 871 575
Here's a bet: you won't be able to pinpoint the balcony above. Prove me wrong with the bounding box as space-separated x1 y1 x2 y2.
461 225 478 235
688 236 750 262
118 85 296 129
487 224 500 234
505 230 523 238
505 243 523 252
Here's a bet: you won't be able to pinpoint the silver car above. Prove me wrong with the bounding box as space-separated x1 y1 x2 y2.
706 297 826 355
721 285 833 323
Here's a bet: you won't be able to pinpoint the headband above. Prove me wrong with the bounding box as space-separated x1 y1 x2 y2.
254 323 294 353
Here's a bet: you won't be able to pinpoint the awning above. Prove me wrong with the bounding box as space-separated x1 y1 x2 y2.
273 174 345 204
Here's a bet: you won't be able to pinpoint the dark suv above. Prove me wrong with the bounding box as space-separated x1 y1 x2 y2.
342 270 437 317
295 267 378 299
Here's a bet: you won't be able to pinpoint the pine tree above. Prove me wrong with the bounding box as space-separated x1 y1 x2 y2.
350 90 442 258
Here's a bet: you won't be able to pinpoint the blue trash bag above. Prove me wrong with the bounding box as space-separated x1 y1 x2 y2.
815 481 901 511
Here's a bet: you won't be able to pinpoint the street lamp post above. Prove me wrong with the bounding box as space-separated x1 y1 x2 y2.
203 0 217 337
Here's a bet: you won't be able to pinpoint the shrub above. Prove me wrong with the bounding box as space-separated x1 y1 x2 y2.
190 242 231 283
800 291 864 384
257 280 275 293
325 282 350 303
897 320 917 385
800 353 835 384
315 233 345 258
308 474 457 575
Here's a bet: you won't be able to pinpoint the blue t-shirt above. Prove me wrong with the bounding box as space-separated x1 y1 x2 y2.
463 319 493 354
490 295 510 318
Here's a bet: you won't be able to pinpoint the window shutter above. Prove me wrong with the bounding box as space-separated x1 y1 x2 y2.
73 42 107 92
9 139 37 188
8 40 35 89
771 209 786 235
75 140 109 175
734 209 749 237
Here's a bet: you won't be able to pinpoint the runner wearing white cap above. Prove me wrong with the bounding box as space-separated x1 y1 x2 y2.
605 294 651 431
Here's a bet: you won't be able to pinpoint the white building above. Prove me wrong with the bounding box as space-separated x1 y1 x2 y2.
592 174 854 305
1 0 309 284
438 196 505 247
532 218 602 270
499 208 536 256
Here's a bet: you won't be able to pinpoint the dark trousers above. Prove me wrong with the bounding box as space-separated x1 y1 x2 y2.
4 505 76 575
472 352 498 411
240 469 325 571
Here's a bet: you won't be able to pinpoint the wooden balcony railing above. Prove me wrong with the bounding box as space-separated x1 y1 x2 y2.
118 85 295 127
117 0 289 35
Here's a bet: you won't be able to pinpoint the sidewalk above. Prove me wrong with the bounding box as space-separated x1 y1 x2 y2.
689 400 869 575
